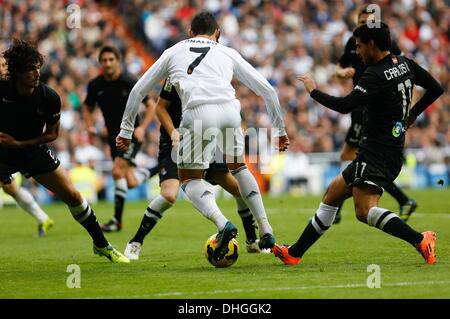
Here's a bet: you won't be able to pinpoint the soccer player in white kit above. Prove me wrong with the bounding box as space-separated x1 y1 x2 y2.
117 12 289 261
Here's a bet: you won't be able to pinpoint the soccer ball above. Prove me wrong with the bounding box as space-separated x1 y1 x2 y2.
204 233 239 268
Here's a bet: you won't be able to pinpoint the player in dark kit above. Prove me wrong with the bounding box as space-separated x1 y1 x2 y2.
0 39 129 263
334 6 417 224
124 78 263 260
83 46 155 232
272 22 443 266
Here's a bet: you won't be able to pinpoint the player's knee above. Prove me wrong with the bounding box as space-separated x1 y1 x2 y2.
112 168 124 180
162 193 177 204
354 204 369 223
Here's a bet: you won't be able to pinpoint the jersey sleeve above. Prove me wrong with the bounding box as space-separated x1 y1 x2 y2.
159 78 178 102
406 58 444 117
45 87 61 125
119 48 171 139
84 81 97 109
310 69 379 114
229 48 286 137
338 37 354 68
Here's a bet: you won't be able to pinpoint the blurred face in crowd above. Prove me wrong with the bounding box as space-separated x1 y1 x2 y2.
16 63 41 89
0 56 7 77
99 51 120 79
358 13 375 26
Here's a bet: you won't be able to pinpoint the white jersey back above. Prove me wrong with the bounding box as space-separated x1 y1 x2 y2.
120 36 286 139
166 38 236 110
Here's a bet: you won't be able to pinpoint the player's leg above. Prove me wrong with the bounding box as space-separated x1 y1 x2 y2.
125 178 178 260
3 177 54 236
33 166 129 263
273 173 353 265
334 139 358 224
124 138 153 189
384 182 417 222
207 168 259 252
353 184 434 264
102 156 129 232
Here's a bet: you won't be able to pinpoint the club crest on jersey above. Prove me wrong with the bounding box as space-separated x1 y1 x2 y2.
392 122 404 138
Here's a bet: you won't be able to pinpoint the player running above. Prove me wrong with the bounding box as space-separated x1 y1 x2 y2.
124 79 265 260
0 39 129 263
83 45 155 232
334 6 417 224
117 12 289 262
0 55 54 237
272 22 443 265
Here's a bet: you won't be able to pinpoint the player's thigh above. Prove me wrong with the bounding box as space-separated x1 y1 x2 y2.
33 166 82 206
322 173 353 207
340 142 358 161
160 178 180 204
178 168 204 183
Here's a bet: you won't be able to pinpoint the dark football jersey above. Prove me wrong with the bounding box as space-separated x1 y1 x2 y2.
158 79 182 153
311 54 443 149
339 36 402 85
0 80 61 153
84 72 146 140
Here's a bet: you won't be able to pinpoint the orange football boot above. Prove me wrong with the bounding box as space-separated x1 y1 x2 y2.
271 244 301 265
415 231 436 265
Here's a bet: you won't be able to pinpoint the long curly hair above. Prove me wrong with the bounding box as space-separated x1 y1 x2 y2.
2 39 44 80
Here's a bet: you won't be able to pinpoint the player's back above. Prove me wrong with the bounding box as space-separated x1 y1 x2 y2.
361 54 416 150
165 37 238 111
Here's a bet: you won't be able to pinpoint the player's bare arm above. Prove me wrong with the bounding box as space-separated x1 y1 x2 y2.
134 98 156 143
0 120 59 149
81 103 97 135
155 96 179 147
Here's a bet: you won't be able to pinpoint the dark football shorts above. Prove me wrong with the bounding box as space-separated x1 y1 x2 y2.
345 109 364 147
109 135 141 166
157 147 230 185
0 144 60 184
342 145 403 194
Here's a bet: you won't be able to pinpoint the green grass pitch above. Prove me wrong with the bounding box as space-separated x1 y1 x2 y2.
0 188 449 299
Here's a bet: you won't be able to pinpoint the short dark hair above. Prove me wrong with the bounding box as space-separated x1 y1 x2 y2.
359 5 374 17
98 45 121 62
2 39 44 79
190 11 218 36
353 21 391 51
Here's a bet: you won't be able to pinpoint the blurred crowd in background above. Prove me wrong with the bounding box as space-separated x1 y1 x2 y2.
0 0 448 199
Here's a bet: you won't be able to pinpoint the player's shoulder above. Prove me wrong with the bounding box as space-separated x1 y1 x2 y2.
87 74 104 88
120 72 138 84
38 82 61 104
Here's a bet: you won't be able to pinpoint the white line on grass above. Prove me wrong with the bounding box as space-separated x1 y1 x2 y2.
152 280 450 297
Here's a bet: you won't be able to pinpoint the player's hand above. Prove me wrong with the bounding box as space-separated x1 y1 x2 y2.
405 114 417 130
134 126 146 143
297 75 316 94
86 126 97 136
115 136 131 151
275 135 290 152
337 67 355 79
0 132 20 148
171 129 180 148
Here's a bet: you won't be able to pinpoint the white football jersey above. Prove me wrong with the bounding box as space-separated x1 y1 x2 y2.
119 37 286 139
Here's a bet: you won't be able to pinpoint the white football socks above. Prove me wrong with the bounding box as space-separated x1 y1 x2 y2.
182 179 228 231
13 187 48 224
231 166 273 237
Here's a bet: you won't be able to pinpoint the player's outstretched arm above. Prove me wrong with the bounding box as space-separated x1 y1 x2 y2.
299 72 376 114
118 50 171 141
230 49 286 138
